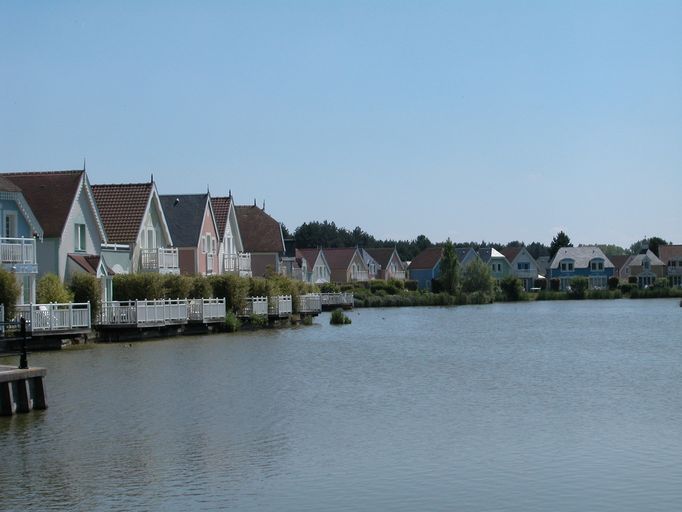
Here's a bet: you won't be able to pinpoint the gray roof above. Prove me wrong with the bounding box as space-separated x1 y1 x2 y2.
477 247 506 264
628 249 665 267
550 246 614 269
160 194 209 247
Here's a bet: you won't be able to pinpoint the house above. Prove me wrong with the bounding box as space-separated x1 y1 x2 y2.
92 181 179 275
657 245 682 287
363 248 407 280
66 254 114 303
608 254 632 283
322 247 370 283
408 246 442 290
296 248 331 284
500 247 541 290
160 193 220 276
455 247 480 269
624 249 666 288
478 247 511 283
211 195 251 277
549 246 615 290
235 204 285 277
0 176 43 304
1 170 107 284
358 248 381 280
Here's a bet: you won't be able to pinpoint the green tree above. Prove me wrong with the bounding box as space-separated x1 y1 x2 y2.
0 267 20 319
550 231 573 259
437 239 460 294
499 276 524 301
568 276 588 299
629 237 670 256
461 258 495 297
69 273 101 319
37 273 74 303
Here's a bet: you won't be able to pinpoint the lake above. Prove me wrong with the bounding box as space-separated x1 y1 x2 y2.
2 299 682 511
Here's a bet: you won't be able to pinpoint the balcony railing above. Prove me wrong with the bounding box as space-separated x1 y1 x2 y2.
188 298 226 322
386 270 406 280
320 292 354 309
140 248 179 274
351 270 369 282
241 296 268 317
98 299 188 327
298 293 322 314
0 237 36 266
268 295 293 317
14 303 91 332
223 252 252 276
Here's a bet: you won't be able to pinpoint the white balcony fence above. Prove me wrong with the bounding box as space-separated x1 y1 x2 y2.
223 252 252 275
15 303 91 332
99 299 188 327
241 296 268 316
140 248 180 274
0 237 36 265
351 270 369 282
386 270 406 280
268 295 293 317
320 292 354 308
298 293 322 314
188 298 226 322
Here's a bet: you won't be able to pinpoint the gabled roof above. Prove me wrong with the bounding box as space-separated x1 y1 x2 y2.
408 246 443 270
0 176 22 192
1 170 85 237
658 245 682 262
160 194 214 248
365 247 402 268
477 247 506 263
68 254 113 276
608 254 631 270
92 182 155 244
211 196 232 241
235 205 285 253
550 246 614 269
500 246 523 263
322 247 361 270
629 249 665 267
296 248 322 269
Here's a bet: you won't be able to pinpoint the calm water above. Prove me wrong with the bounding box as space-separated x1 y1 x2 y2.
2 299 682 511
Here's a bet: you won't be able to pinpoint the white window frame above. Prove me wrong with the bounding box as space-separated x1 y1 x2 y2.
75 223 86 252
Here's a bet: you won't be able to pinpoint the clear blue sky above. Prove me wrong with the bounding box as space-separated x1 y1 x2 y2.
2 1 680 247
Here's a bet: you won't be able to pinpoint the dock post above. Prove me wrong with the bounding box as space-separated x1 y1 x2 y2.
29 377 47 410
13 379 31 413
0 381 15 416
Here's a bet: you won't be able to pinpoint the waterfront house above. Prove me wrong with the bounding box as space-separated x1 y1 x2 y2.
455 247 480 269
608 254 632 283
1 170 107 283
408 246 442 290
477 247 511 283
160 193 220 276
364 248 407 281
211 195 251 277
0 176 43 304
323 247 370 283
235 204 286 277
92 181 179 275
359 248 381 280
624 249 666 288
296 248 331 284
657 245 682 287
549 246 615 290
500 247 541 290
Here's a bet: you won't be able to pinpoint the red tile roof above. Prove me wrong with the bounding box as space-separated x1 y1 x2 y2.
365 247 400 268
91 183 153 244
296 248 321 269
500 246 522 263
235 205 285 253
211 196 232 241
1 170 83 237
68 254 113 275
608 254 630 271
322 247 358 270
659 245 682 262
408 246 443 270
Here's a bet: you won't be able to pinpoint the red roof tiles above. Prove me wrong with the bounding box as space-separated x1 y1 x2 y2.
211 196 232 242
92 183 153 244
408 246 442 270
235 205 285 253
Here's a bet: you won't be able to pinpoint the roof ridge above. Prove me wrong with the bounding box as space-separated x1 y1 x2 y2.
1 169 83 176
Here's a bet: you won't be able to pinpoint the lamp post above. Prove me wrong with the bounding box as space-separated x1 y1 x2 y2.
19 317 28 369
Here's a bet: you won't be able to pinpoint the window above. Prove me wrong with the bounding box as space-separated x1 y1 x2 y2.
590 260 604 271
75 223 86 251
560 260 574 272
517 262 530 271
4 212 17 238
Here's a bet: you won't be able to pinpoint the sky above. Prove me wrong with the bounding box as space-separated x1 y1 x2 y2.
1 1 680 247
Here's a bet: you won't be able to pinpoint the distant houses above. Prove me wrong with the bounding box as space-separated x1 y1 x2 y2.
549 246 614 290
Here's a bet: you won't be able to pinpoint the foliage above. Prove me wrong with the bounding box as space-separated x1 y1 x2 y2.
224 311 241 332
69 273 101 319
619 283 636 294
37 273 74 303
320 282 340 293
536 290 571 301
460 258 494 296
0 267 20 319
113 273 165 301
568 276 589 299
526 241 550 260
598 244 628 257
437 239 460 294
629 237 670 256
607 277 620 290
161 274 191 299
586 289 622 300
249 314 268 327
630 287 682 299
330 308 352 325
652 277 669 289
188 275 212 298
210 274 250 312
499 276 525 301
549 278 561 292
549 231 573 259
302 315 313 326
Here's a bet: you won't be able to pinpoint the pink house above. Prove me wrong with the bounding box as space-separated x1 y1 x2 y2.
160 193 220 276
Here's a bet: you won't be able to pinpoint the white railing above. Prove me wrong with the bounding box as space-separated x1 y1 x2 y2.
188 298 226 322
320 292 354 308
0 237 36 265
351 271 369 282
268 295 292 317
386 270 406 280
241 296 268 316
98 299 188 326
298 293 322 314
223 252 252 276
15 303 91 332
140 248 180 274
99 301 137 325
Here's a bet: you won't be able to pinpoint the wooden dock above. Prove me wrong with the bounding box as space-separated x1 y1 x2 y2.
0 365 47 416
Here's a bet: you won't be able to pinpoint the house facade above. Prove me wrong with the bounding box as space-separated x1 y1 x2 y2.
93 181 178 276
550 246 615 290
500 247 541 290
211 195 251 277
624 250 666 288
296 248 331 284
658 245 682 287
359 248 381 280
0 176 43 304
364 248 407 280
1 170 107 284
323 247 370 283
478 247 511 283
408 246 442 290
235 204 285 277
160 194 220 276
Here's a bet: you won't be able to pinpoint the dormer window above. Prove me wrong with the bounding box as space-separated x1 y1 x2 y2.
560 260 574 272
590 259 604 271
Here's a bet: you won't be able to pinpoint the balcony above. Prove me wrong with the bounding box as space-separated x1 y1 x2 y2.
351 270 369 282
140 247 179 274
386 270 406 280
223 252 252 277
0 237 37 273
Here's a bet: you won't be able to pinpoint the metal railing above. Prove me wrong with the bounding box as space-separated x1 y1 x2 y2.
298 293 322 314
188 298 226 322
320 292 354 308
0 237 36 265
98 299 188 327
351 271 369 282
224 252 252 275
241 296 268 316
386 270 406 280
268 295 292 317
140 248 180 274
14 303 91 332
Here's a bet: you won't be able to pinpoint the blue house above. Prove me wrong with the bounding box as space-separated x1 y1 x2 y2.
550 246 615 290
408 246 443 290
0 176 43 304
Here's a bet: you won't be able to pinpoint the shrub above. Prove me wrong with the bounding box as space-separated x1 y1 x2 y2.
0 267 20 319
188 275 212 298
113 273 164 300
224 311 241 332
628 276 637 284
404 280 418 291
162 274 191 299
330 308 351 325
249 314 268 328
69 273 101 319
499 276 524 301
653 277 669 289
321 282 340 293
534 278 547 290
210 274 249 312
568 276 589 299
619 283 635 294
586 289 622 300
37 273 74 303
302 315 313 326
607 277 620 291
